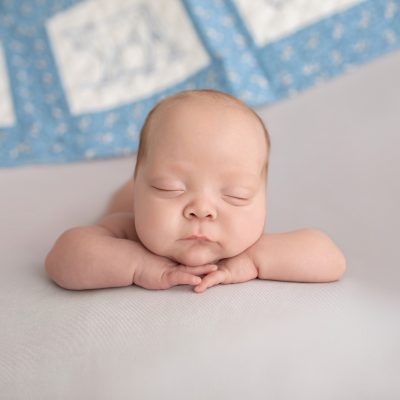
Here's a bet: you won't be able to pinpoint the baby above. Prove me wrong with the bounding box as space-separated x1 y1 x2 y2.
45 89 346 293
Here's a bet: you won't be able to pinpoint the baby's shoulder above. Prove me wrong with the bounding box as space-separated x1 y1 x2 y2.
96 212 139 241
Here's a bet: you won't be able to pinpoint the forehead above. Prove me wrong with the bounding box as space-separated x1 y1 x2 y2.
146 96 267 169
152 94 259 129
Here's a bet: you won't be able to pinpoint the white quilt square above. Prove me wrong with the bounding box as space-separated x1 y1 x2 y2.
233 0 363 46
46 0 210 114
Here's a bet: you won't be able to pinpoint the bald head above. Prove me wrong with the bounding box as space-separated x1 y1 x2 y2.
133 89 270 180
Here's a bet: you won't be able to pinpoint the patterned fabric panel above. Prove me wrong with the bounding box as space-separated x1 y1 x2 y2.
0 0 398 166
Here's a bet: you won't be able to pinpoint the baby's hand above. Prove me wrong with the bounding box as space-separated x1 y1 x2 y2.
133 248 218 290
193 250 258 293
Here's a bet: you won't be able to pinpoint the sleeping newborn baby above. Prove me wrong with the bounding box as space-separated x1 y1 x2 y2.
45 89 346 293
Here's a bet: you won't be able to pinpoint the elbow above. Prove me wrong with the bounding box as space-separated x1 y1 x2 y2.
44 249 54 279
45 248 78 290
309 229 347 282
45 249 65 289
329 250 346 282
44 228 84 290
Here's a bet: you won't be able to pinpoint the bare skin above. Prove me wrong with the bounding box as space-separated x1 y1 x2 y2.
103 179 222 291
102 177 346 293
104 180 135 215
46 177 222 291
46 184 345 293
45 94 346 292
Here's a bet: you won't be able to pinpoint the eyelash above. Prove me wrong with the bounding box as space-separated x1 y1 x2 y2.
227 196 248 200
152 187 183 192
152 187 248 201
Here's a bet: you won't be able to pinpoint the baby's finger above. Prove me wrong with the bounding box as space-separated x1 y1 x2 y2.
193 270 225 293
179 264 218 276
165 270 201 288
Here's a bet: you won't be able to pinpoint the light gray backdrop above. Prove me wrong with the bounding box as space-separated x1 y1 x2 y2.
1 50 399 399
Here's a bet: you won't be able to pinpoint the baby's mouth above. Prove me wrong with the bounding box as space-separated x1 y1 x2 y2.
183 235 212 242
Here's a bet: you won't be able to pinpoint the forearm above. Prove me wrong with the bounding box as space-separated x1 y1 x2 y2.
45 226 144 290
248 229 346 283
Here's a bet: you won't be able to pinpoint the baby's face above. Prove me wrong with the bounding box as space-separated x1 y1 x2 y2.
133 96 268 267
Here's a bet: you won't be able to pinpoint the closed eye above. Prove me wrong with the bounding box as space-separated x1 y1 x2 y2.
152 186 184 192
225 195 249 201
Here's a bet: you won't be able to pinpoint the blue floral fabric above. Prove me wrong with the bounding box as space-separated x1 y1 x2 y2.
0 0 399 167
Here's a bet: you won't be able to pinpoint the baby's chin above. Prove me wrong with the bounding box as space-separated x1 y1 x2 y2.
171 248 222 267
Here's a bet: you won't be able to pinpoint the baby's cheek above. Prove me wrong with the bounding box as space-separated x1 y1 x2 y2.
136 207 177 251
229 212 264 251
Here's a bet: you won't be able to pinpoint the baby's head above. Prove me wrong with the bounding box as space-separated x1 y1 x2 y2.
133 89 271 267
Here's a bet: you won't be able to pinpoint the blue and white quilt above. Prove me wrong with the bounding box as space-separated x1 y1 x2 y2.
0 0 399 167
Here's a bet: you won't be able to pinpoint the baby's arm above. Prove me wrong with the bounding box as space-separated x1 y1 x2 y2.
194 229 346 292
248 229 346 283
45 213 143 290
45 212 217 290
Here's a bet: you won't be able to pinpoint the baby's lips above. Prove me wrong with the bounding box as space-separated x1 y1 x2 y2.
183 235 213 242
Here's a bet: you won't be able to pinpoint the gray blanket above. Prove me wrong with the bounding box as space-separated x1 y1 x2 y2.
1 51 399 399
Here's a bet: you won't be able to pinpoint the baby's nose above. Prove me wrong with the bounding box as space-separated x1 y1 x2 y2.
183 202 216 220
